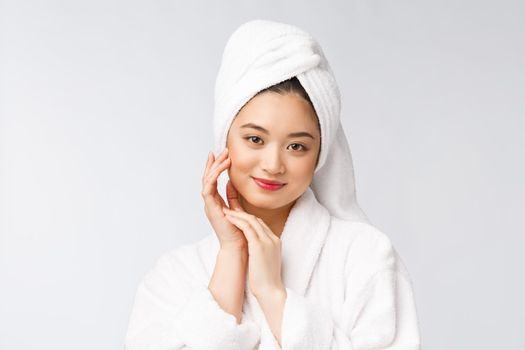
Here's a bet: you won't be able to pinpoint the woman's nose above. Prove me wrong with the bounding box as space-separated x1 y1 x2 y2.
261 147 285 174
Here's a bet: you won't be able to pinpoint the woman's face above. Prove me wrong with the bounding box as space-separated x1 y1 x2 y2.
226 91 321 210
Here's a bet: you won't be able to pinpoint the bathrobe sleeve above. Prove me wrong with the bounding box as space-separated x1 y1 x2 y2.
265 234 421 349
125 252 260 350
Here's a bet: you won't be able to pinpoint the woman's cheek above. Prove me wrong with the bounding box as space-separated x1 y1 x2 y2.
227 160 243 187
232 149 253 171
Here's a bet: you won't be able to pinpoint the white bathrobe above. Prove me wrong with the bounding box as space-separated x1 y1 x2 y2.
125 186 421 349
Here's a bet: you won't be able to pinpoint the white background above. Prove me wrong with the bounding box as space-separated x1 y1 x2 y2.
1 0 524 349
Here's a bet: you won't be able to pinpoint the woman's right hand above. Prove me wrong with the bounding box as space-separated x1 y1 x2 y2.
201 147 247 251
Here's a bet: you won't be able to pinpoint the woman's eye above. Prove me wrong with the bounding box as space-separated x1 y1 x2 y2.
246 136 262 144
289 143 307 151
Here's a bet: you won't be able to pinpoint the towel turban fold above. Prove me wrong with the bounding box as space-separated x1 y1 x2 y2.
213 19 370 224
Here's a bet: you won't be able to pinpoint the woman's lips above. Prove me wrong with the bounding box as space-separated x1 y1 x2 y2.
252 177 286 191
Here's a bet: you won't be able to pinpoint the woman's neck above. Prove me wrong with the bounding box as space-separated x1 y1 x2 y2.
239 196 296 239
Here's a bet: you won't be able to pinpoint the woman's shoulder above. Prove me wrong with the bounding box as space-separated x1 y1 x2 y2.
328 218 397 275
163 233 217 260
148 233 219 284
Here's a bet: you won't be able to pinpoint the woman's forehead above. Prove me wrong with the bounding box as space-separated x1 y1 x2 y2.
231 93 319 133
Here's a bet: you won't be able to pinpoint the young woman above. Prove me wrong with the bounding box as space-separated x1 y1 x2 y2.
125 20 421 350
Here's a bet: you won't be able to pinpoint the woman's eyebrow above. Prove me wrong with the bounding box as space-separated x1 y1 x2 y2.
240 123 315 139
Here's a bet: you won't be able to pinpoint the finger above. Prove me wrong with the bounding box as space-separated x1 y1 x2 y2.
202 158 230 197
224 214 259 243
205 151 213 172
204 157 230 184
202 153 227 193
202 151 214 186
226 179 244 211
201 178 227 210
205 149 230 183
223 209 269 241
208 148 229 175
257 217 280 242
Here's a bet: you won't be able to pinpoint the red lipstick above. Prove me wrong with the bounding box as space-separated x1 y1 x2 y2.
252 177 286 191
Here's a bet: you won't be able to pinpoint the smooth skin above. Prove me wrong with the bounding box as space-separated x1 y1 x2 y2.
202 91 321 346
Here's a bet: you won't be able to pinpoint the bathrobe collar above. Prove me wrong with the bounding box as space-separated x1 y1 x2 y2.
278 185 331 296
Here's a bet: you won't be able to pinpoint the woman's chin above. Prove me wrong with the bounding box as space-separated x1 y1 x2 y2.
242 191 290 210
240 192 286 210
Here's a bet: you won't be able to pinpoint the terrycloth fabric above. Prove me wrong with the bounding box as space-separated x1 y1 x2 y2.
124 187 421 349
213 19 370 223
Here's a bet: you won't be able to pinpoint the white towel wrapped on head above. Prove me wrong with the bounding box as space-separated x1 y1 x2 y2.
213 19 370 223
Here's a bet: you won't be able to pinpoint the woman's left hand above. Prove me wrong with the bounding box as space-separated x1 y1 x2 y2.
222 207 286 299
